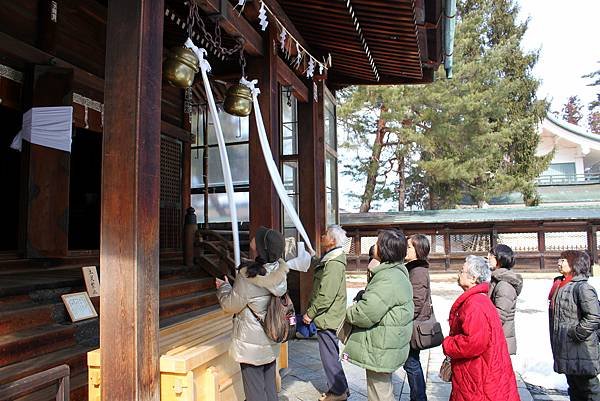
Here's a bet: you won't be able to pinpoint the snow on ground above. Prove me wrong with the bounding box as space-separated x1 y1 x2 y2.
347 275 600 392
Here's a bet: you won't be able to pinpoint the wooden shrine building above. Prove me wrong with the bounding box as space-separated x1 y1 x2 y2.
0 0 447 400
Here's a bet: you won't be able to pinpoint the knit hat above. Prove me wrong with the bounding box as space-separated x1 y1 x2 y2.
255 226 285 263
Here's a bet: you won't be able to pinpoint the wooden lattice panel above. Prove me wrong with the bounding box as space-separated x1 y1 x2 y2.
160 136 182 249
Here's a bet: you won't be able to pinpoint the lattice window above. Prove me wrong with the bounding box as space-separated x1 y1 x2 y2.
450 234 491 253
342 237 353 254
429 234 446 254
360 236 378 255
545 232 587 251
497 232 538 252
160 136 182 249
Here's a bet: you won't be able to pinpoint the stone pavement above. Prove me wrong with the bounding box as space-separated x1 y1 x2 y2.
279 338 535 401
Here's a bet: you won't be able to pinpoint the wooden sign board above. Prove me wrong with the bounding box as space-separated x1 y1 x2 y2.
61 292 98 322
82 266 100 297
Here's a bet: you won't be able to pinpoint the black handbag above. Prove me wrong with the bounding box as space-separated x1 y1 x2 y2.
410 301 444 350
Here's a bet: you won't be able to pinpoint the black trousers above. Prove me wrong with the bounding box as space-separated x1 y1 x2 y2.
240 360 277 401
566 374 600 401
317 329 349 396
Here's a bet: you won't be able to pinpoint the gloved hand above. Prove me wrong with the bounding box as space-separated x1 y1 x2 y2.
353 289 365 302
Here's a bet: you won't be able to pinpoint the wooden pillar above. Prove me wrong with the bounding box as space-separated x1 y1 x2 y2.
537 224 546 270
100 1 163 400
289 80 327 311
19 66 73 257
587 224 598 266
444 227 451 271
248 28 280 238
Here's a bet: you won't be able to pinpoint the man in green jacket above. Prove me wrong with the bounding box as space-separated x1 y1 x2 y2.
303 225 349 401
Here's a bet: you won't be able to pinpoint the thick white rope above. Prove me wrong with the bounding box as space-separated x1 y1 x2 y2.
240 77 316 257
186 38 241 267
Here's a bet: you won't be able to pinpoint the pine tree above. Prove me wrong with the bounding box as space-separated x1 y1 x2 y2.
561 96 584 125
584 63 600 133
589 111 600 134
338 0 549 211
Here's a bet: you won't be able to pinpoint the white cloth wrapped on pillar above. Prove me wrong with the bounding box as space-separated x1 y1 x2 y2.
10 106 73 152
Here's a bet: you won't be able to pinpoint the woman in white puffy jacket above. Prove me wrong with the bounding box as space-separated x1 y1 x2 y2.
216 226 311 401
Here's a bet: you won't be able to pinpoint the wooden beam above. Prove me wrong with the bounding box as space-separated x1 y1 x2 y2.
100 0 163 400
193 0 263 56
0 32 103 95
276 57 308 103
161 120 193 143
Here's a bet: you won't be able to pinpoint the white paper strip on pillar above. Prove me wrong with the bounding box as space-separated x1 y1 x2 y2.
10 106 73 152
240 77 316 256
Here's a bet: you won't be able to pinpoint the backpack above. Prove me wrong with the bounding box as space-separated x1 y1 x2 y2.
249 293 296 343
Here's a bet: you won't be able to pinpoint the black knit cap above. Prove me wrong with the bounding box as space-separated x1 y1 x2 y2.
255 226 285 263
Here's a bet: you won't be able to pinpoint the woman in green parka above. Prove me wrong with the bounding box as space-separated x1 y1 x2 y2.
344 229 414 401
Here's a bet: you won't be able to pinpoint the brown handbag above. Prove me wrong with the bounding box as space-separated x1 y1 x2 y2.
336 318 353 345
439 357 452 382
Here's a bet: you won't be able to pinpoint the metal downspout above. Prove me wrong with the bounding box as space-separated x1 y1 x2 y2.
444 0 456 78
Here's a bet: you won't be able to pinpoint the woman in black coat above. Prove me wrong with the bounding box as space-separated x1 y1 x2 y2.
548 250 600 400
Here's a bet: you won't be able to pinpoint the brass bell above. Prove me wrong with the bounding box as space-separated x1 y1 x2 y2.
163 46 199 88
223 84 253 117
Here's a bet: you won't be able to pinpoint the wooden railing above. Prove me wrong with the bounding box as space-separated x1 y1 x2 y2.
0 365 70 401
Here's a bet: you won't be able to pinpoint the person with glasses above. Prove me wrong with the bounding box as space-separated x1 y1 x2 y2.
548 251 600 400
442 255 519 401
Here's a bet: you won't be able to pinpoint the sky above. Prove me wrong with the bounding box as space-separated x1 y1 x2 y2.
338 0 600 212
517 0 600 114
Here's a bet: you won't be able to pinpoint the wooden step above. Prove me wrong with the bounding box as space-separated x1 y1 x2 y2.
0 324 77 367
159 277 214 299
0 344 92 386
159 290 218 320
0 302 59 336
159 303 222 329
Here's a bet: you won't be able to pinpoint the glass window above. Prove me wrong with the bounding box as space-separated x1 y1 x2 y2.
191 144 249 188
281 86 298 156
282 161 299 257
325 154 338 225
191 105 250 225
324 96 336 148
191 192 249 223
191 106 204 146
206 107 249 145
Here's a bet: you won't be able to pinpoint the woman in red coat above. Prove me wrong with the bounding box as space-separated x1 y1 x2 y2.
442 255 519 401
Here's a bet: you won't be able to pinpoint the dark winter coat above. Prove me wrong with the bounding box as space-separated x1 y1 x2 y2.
406 259 432 321
442 282 519 401
488 267 523 355
549 275 600 376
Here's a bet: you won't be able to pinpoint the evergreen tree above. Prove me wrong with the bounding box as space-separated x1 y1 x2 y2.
584 62 600 133
561 96 584 125
338 0 549 210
